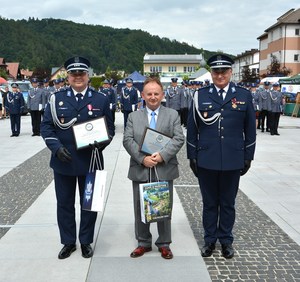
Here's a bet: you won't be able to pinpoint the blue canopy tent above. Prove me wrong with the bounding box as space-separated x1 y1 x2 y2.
117 71 146 94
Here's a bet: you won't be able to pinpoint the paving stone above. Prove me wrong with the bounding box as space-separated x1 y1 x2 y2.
175 146 300 281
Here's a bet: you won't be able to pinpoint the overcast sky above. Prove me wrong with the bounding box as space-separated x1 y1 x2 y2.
1 1 299 56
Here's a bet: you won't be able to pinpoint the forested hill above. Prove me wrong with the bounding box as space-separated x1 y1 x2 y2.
0 17 214 74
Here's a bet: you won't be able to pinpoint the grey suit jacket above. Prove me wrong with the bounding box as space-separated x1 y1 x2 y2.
123 106 185 182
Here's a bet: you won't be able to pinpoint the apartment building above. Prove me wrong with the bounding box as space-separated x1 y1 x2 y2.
257 8 300 77
232 49 260 82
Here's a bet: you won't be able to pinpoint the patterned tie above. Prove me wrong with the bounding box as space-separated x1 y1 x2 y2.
149 111 156 129
76 93 83 106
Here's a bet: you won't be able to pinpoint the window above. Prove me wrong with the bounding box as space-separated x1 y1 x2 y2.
183 66 195 73
150 66 162 73
295 29 300 36
168 66 177 72
294 54 299 62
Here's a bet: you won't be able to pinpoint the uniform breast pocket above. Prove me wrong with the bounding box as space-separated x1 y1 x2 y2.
56 109 75 122
88 109 103 118
199 105 216 118
230 105 247 112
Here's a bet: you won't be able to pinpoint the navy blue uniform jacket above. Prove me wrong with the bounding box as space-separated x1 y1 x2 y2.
41 88 115 176
187 82 256 171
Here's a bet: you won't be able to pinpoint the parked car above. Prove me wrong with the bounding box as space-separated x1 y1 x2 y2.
8 80 32 115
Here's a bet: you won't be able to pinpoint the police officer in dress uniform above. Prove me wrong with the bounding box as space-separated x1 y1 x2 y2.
41 56 115 259
187 54 256 259
250 83 260 129
180 80 190 127
43 78 55 104
165 78 183 118
99 79 117 123
53 78 61 92
269 82 283 136
27 78 46 136
120 77 139 129
5 83 25 137
258 81 271 132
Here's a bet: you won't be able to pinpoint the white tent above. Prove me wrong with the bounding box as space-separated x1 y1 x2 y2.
261 76 290 84
192 70 212 83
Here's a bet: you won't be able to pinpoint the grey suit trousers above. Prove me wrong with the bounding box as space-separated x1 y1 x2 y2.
132 180 173 248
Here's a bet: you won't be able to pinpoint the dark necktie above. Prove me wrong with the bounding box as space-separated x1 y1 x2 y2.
219 89 225 100
76 93 83 105
149 111 156 129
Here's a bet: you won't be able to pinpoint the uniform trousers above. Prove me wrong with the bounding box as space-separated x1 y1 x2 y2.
132 180 173 248
10 114 21 135
123 110 132 129
53 172 97 245
30 110 42 134
260 110 270 131
269 112 280 134
197 168 240 245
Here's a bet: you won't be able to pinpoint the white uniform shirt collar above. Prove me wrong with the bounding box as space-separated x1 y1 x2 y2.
73 87 88 97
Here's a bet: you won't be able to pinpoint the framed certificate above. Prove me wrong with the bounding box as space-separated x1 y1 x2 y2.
72 117 110 150
139 127 172 155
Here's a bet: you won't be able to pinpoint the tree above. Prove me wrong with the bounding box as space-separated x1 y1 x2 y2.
241 66 259 83
0 69 8 79
266 54 292 77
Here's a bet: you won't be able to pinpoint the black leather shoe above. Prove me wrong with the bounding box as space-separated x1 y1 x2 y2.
221 244 234 259
58 244 76 259
81 244 93 258
201 243 215 257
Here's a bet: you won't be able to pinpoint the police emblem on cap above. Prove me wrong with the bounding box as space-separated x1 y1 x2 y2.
75 57 80 63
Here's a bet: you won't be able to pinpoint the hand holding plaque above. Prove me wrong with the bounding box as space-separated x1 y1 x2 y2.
139 127 172 155
72 116 110 150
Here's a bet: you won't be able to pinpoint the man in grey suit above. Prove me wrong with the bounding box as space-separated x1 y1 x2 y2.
123 77 184 260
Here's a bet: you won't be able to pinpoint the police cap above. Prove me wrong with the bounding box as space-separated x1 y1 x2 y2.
273 82 279 87
64 56 90 73
171 78 178 83
250 83 257 88
264 81 270 86
103 79 110 84
11 83 19 88
53 79 60 84
31 77 39 83
43 78 49 83
207 54 234 69
125 78 133 83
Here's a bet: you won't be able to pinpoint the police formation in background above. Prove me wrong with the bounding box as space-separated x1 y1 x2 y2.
120 77 139 129
99 79 117 123
187 54 256 259
41 56 115 260
27 78 46 136
4 83 25 137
